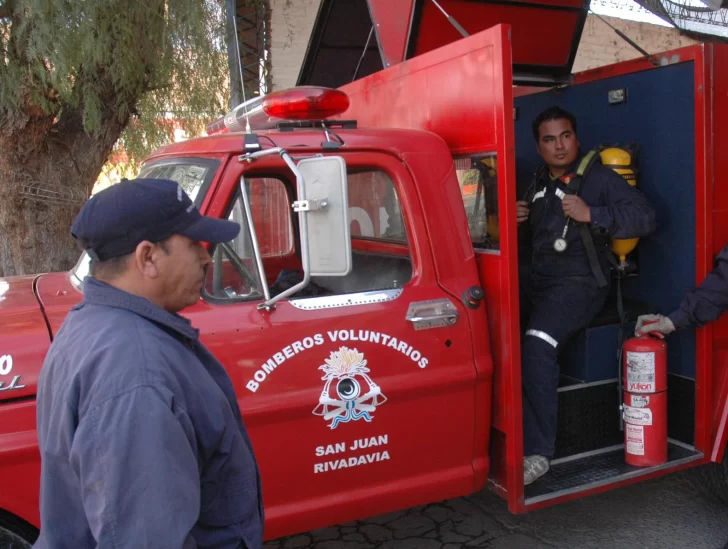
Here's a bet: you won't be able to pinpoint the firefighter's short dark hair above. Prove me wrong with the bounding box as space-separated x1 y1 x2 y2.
532 106 578 142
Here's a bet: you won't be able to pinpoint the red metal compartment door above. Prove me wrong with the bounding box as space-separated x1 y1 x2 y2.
338 24 522 513
185 152 480 540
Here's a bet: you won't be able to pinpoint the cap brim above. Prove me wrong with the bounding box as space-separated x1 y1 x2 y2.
181 215 241 244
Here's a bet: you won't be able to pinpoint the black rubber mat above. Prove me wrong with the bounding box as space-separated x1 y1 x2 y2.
525 442 700 501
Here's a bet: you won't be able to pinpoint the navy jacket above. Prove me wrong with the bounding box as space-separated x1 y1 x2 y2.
669 244 728 329
521 155 656 278
34 278 263 549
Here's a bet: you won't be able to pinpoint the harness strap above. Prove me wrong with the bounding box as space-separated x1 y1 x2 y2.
570 149 611 288
578 224 609 288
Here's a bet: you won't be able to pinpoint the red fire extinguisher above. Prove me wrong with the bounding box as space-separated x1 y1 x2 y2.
622 329 668 466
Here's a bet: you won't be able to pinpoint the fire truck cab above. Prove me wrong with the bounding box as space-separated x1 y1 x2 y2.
2 1 728 545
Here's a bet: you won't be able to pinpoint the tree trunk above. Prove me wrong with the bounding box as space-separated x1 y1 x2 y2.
0 110 128 277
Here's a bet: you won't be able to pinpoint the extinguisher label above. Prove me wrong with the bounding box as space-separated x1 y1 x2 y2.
630 395 650 408
626 351 655 393
623 404 653 426
626 424 645 455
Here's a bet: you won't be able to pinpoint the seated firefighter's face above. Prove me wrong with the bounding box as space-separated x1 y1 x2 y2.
536 118 580 173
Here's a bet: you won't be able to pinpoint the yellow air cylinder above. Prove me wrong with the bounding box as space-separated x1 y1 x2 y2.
600 146 639 265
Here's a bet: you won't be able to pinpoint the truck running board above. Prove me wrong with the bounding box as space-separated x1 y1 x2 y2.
524 440 703 506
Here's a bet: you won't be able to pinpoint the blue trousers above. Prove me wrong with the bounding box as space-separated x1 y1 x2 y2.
521 273 609 458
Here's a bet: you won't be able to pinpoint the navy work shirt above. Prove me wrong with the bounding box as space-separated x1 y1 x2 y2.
34 277 264 549
521 155 657 278
669 244 728 329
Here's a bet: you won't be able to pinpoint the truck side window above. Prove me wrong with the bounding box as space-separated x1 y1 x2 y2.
203 177 292 302
310 169 412 296
203 169 412 303
454 154 499 251
347 170 407 244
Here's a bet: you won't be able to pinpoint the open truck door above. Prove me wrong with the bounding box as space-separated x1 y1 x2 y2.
336 24 526 513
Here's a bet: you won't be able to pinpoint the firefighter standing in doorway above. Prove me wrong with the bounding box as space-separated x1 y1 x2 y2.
517 106 657 485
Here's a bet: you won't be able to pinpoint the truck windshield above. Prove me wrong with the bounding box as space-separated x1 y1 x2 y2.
70 158 221 289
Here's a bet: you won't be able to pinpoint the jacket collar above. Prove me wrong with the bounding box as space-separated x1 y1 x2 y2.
79 277 199 341
545 152 585 184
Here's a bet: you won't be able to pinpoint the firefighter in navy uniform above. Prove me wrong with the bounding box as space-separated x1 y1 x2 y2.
635 243 728 336
517 106 656 485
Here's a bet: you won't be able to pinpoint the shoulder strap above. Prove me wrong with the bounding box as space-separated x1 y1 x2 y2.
579 224 609 288
574 148 610 288
566 148 603 194
523 164 549 202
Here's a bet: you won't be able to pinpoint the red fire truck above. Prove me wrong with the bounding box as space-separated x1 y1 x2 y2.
2 1 728 545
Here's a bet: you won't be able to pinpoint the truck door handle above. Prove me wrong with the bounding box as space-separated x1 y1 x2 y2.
406 298 459 330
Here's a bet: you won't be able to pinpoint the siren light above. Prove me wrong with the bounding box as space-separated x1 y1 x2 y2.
206 87 350 135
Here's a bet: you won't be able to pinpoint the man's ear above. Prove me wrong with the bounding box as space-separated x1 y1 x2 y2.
133 241 161 279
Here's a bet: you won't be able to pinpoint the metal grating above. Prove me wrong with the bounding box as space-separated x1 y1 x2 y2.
525 442 701 501
668 375 696 446
20 182 87 206
555 379 623 459
634 0 728 39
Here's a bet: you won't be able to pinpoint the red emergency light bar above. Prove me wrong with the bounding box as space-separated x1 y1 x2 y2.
206 87 350 135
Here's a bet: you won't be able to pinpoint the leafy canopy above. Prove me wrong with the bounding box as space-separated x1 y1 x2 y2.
0 0 230 167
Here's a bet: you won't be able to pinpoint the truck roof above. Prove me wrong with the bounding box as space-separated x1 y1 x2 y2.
146 127 452 161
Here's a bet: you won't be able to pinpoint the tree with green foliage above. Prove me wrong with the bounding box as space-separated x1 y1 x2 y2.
0 0 230 276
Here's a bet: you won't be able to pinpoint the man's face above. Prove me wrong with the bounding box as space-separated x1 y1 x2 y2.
536 118 579 173
155 234 212 312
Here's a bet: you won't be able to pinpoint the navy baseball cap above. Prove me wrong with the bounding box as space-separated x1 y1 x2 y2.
72 178 240 261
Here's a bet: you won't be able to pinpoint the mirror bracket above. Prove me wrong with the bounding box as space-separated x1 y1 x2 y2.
292 198 329 212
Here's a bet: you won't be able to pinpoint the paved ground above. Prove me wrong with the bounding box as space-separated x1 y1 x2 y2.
264 472 728 549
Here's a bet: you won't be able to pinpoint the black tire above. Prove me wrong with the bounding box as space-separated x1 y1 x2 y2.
0 510 37 549
690 451 728 505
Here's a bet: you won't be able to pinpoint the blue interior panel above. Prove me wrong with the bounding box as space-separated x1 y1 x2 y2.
514 62 696 378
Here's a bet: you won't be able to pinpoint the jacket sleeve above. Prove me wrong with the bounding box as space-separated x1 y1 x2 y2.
668 244 728 329
587 167 657 238
70 385 200 549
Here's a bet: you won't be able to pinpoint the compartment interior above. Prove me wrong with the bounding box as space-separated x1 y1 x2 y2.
512 61 703 500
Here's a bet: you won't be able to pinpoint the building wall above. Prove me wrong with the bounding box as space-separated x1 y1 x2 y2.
572 15 697 73
269 0 322 91
269 3 698 90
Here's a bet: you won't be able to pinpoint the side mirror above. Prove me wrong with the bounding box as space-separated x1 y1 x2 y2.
251 151 352 310
296 156 352 277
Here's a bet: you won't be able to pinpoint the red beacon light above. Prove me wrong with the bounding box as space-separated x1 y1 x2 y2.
261 87 349 121
206 87 350 135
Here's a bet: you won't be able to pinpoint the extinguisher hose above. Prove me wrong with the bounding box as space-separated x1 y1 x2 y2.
616 270 627 431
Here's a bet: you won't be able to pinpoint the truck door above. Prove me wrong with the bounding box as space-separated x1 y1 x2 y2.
338 24 522 512
184 150 480 539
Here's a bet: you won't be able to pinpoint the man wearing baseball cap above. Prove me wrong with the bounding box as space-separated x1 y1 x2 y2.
33 179 264 549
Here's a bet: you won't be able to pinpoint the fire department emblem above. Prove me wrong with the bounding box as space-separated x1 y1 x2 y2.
312 346 387 429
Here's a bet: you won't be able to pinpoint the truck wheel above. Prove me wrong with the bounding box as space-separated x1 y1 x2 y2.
0 511 37 549
691 451 728 505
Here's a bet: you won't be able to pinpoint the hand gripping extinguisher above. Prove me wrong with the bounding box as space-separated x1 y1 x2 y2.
622 327 668 466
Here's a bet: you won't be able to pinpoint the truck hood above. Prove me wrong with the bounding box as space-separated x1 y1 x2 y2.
0 275 57 402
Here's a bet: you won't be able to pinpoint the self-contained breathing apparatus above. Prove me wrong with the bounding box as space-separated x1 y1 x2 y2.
523 144 640 287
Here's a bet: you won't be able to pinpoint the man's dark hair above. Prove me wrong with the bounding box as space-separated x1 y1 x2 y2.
532 106 578 142
86 238 171 280
89 254 132 280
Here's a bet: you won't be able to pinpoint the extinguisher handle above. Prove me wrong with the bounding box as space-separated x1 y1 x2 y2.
641 318 665 339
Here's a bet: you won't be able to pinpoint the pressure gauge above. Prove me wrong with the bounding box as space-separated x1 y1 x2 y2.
554 238 568 253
